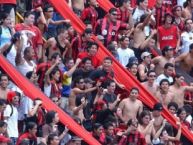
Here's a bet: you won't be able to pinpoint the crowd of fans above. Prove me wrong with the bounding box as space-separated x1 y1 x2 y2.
1 0 193 144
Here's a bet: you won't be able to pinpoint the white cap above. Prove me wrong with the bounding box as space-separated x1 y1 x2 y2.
141 52 151 60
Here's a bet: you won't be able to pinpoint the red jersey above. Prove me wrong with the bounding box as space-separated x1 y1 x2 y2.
78 52 100 68
158 25 178 50
15 23 43 58
117 7 130 23
16 133 37 145
81 6 98 28
0 0 16 4
95 17 127 46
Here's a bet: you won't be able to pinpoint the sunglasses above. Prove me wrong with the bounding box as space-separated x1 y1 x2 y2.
111 13 117 16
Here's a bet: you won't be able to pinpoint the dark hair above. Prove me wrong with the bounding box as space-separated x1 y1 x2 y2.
106 80 115 87
183 104 192 115
82 57 92 64
56 27 68 35
138 111 151 125
164 63 174 69
127 118 138 126
137 0 145 5
0 12 9 24
51 53 60 60
126 62 138 69
0 74 8 80
93 123 103 131
26 71 33 79
130 87 139 93
147 70 156 76
45 110 57 124
25 122 37 132
24 11 35 18
109 8 117 14
103 57 113 63
159 79 170 86
24 46 32 56
177 107 186 116
73 76 84 86
0 99 6 106
167 102 178 111
47 133 58 145
50 67 60 78
11 32 21 44
139 14 148 23
104 122 114 130
87 41 99 50
63 57 73 64
43 4 53 12
189 43 193 51
0 121 6 128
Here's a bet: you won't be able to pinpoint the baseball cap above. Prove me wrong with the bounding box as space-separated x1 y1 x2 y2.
141 52 151 60
0 136 10 143
129 56 138 64
163 46 173 51
153 103 163 111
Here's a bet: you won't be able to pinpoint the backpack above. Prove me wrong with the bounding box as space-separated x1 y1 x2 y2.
2 43 13 57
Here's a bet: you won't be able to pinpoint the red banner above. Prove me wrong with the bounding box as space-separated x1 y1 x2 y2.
0 55 101 145
96 0 115 12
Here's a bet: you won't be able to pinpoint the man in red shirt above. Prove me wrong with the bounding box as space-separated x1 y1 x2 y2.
95 8 129 46
78 41 100 68
81 0 98 29
157 12 180 52
118 118 146 145
15 11 43 61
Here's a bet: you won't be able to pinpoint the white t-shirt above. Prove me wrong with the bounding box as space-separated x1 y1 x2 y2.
117 47 135 67
4 104 19 138
156 74 173 85
181 31 193 54
6 45 17 66
17 60 36 76
23 96 33 117
44 84 51 97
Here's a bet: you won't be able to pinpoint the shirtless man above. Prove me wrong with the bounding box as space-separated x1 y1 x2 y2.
68 77 98 112
152 103 164 132
175 43 193 76
152 46 175 75
118 87 143 123
141 70 158 96
170 74 193 107
132 12 152 59
0 74 9 100
155 79 174 106
138 51 153 82
182 0 193 19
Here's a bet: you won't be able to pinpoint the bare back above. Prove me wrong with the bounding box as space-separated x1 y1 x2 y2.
153 56 175 75
133 24 146 48
169 85 185 108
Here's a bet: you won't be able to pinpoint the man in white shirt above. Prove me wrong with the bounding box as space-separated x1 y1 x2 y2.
156 63 174 85
117 36 135 67
4 91 20 145
180 19 193 54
